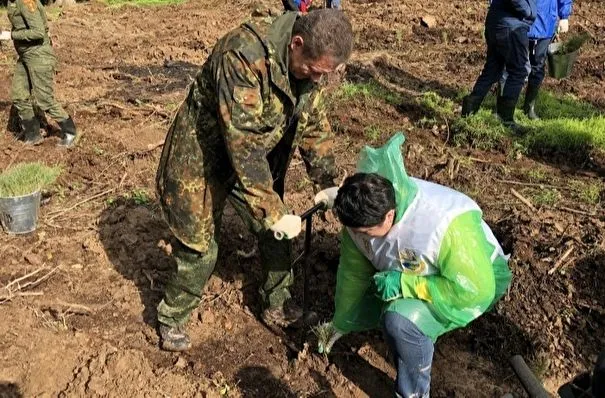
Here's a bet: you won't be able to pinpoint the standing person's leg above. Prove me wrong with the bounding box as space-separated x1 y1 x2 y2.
157 180 226 351
11 59 41 144
593 350 605 398
383 311 434 398
498 24 530 128
523 38 550 119
462 27 506 116
27 58 78 147
228 187 300 327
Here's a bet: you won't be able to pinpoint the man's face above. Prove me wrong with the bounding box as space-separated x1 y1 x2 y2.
350 209 396 238
289 35 339 82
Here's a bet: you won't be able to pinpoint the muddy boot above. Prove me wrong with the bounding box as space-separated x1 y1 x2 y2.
461 95 483 117
523 84 540 120
57 116 77 147
159 323 191 352
261 299 304 328
497 97 526 135
21 118 43 145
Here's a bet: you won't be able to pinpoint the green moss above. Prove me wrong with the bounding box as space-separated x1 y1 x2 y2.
333 81 401 106
532 188 560 206
0 162 61 197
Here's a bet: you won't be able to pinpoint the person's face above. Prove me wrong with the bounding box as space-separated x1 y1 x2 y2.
288 35 340 82
350 209 396 238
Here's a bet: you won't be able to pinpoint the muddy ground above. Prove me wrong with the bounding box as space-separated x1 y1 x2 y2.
0 0 604 396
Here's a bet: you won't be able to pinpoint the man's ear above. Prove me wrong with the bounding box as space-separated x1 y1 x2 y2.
290 35 304 50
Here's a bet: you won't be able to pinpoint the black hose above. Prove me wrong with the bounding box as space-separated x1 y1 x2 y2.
509 355 550 398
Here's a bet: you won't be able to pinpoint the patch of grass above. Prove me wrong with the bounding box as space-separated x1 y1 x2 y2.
106 188 151 206
532 188 560 206
363 125 381 142
526 168 548 182
452 109 508 150
333 81 401 106
416 92 456 120
570 180 601 204
0 162 61 197
423 90 605 156
104 0 184 7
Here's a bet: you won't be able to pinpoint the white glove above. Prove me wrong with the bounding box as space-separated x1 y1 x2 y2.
314 186 339 209
316 322 344 355
558 19 569 34
0 31 12 41
270 214 302 240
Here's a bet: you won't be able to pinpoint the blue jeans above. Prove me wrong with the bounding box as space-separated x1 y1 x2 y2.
383 312 434 398
470 23 531 102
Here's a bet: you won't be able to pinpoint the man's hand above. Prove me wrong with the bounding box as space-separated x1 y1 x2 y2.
270 215 302 240
315 322 343 355
558 19 569 33
373 271 404 302
314 186 339 209
0 31 12 41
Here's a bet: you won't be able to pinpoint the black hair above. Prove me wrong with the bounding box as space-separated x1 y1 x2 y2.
334 172 396 228
292 9 353 64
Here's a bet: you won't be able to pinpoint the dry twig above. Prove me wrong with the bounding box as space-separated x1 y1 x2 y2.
510 188 537 212
548 246 575 275
0 265 59 303
46 188 115 221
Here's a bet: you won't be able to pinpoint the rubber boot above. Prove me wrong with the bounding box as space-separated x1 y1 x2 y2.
497 96 525 135
159 323 191 352
57 116 77 147
261 298 304 328
461 95 483 117
523 84 540 120
21 118 43 145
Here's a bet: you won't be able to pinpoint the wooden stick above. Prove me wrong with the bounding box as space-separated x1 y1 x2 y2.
46 188 115 221
510 188 537 212
548 246 575 275
556 206 596 217
497 179 568 191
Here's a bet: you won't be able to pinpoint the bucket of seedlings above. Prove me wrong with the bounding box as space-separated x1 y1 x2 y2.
0 162 61 234
547 33 590 79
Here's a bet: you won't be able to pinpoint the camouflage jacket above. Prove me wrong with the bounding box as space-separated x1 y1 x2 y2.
7 0 55 62
157 12 337 246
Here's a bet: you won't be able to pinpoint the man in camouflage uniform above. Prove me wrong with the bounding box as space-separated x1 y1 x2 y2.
0 0 77 146
155 9 353 351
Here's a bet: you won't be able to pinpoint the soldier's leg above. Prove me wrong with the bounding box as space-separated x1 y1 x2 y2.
228 188 300 326
11 60 42 144
27 61 77 147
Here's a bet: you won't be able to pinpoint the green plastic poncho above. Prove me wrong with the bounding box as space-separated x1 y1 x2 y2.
332 133 512 342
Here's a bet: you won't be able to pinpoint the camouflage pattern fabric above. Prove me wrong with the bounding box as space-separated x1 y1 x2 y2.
156 12 338 325
7 0 68 122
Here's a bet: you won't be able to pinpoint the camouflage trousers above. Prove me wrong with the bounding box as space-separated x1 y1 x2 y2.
11 57 69 122
157 190 293 328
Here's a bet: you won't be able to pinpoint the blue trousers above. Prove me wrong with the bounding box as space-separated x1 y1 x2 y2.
383 312 434 398
500 37 551 91
470 23 531 102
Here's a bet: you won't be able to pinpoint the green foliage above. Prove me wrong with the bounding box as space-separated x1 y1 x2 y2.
570 180 601 204
416 92 456 120
452 109 508 150
530 90 599 120
333 81 401 105
526 168 548 182
556 33 591 55
532 188 560 206
363 125 381 142
106 188 151 206
0 162 61 197
104 0 184 7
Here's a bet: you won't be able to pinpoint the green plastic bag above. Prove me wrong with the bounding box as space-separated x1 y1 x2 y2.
356 132 418 221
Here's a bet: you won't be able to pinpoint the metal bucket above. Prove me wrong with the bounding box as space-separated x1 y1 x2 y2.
0 190 41 234
547 42 579 79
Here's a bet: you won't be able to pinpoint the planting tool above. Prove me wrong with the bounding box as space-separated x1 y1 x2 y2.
264 201 327 352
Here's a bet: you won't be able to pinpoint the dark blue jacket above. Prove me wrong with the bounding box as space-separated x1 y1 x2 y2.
529 0 573 39
487 0 537 28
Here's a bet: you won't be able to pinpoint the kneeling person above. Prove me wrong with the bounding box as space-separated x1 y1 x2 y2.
317 153 511 397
